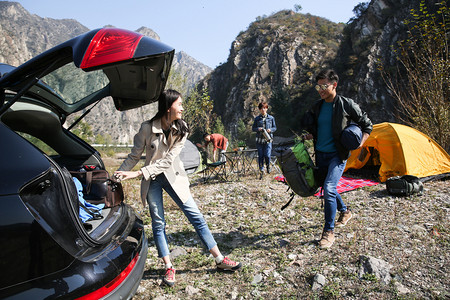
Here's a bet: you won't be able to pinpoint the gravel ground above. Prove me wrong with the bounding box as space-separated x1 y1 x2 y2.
105 156 450 299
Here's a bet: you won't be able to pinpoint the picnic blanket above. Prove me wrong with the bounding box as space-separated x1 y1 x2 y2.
274 175 379 196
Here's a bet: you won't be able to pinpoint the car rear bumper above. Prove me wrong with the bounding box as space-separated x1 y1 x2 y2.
104 236 148 300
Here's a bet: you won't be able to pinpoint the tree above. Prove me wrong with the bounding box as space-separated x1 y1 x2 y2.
235 119 253 148
183 86 214 142
352 2 369 18
294 4 302 13
72 120 94 142
166 69 188 96
270 87 293 136
379 0 449 151
212 117 225 137
349 1 369 23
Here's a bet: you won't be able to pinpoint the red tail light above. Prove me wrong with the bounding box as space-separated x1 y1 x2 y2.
76 253 139 300
80 28 143 70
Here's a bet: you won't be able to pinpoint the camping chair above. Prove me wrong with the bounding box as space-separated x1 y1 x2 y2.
200 150 228 183
270 155 281 174
203 161 228 183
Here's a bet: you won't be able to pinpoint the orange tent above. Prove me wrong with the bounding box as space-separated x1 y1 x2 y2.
344 122 450 182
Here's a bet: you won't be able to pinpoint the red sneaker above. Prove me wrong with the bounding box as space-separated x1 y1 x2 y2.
163 267 176 286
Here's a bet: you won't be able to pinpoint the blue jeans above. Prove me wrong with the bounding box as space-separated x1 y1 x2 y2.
316 151 347 231
256 142 272 171
147 174 217 258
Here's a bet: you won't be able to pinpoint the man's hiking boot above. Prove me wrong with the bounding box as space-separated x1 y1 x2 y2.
216 256 242 271
259 170 264 180
318 230 335 249
267 165 271 174
335 209 353 227
163 267 176 286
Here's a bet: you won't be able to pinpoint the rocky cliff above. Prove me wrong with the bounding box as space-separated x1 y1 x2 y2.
0 1 211 143
199 10 345 136
0 1 89 66
200 0 429 137
0 0 437 142
336 0 421 123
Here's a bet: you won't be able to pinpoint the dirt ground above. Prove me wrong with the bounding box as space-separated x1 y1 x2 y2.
105 154 449 299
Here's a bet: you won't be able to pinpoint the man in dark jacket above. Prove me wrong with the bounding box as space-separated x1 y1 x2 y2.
302 69 372 249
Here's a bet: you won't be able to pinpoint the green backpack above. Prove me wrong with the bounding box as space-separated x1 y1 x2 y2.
274 140 319 209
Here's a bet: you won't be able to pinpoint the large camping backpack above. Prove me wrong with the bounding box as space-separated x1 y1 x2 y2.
274 140 319 210
386 175 423 196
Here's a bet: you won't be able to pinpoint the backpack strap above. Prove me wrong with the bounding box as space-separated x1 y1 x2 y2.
85 171 93 194
281 192 295 211
401 175 423 195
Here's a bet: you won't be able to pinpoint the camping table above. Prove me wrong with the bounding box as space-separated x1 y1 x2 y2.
224 149 258 179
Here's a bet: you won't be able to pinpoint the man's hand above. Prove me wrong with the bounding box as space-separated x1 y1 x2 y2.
303 133 314 140
357 132 370 149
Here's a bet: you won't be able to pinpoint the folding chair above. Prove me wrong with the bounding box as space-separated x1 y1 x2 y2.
270 155 281 174
199 150 228 183
202 161 228 183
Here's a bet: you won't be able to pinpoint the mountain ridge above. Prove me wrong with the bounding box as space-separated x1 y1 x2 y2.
0 0 440 145
0 1 211 144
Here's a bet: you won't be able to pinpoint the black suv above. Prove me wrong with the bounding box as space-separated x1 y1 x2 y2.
0 28 174 299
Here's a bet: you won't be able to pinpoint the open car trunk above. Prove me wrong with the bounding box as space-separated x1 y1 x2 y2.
0 27 174 250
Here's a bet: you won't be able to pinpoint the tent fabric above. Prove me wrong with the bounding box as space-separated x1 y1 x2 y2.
179 139 201 174
345 122 450 182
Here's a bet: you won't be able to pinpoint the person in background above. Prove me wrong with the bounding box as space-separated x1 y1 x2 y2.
196 133 228 162
114 90 241 287
252 101 277 179
302 69 372 249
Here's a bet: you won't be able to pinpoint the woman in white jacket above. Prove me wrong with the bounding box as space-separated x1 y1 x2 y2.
114 90 241 286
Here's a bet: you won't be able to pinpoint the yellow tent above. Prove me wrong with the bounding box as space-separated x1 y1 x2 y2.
344 122 450 182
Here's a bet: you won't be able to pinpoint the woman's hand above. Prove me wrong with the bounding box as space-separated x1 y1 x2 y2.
114 170 142 181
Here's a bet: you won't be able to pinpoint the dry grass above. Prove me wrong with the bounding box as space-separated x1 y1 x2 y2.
105 154 450 299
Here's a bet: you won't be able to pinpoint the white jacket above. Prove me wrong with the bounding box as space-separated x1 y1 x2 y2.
118 118 191 206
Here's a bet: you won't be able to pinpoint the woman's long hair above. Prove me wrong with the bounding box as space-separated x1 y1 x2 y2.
151 89 190 137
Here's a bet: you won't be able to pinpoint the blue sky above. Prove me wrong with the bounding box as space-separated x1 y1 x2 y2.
12 0 363 68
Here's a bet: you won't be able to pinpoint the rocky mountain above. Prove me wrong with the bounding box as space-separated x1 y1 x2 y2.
199 10 345 136
172 51 213 93
0 1 211 144
0 1 89 66
335 0 419 123
0 0 442 143
199 0 432 138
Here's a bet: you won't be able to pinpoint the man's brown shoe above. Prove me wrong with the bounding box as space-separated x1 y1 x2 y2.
335 210 353 227
318 230 335 249
216 256 242 271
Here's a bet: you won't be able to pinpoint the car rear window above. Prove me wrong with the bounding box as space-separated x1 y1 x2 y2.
18 133 58 156
41 62 109 104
